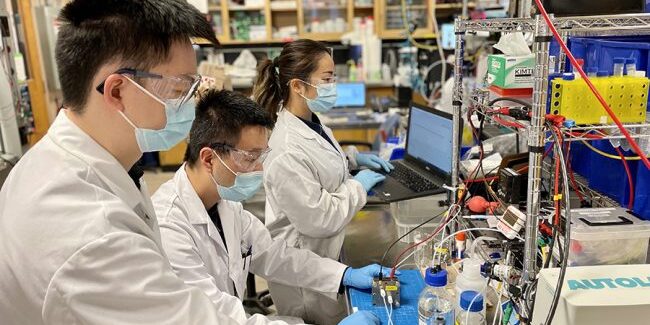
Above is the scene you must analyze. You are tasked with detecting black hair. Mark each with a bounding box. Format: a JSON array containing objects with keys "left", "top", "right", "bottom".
[
  {"left": 185, "top": 89, "right": 274, "bottom": 165},
  {"left": 251, "top": 39, "right": 331, "bottom": 121},
  {"left": 55, "top": 0, "right": 219, "bottom": 112}
]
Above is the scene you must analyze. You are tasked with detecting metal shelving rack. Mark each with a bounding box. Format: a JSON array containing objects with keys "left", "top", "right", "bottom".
[{"left": 452, "top": 13, "right": 650, "bottom": 318}]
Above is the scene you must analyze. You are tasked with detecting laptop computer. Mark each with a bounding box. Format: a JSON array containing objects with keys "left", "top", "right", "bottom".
[
  {"left": 334, "top": 82, "right": 366, "bottom": 110},
  {"left": 371, "top": 103, "right": 461, "bottom": 203}
]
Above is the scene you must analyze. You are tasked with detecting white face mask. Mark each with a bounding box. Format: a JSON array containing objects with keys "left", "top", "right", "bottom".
[
  {"left": 297, "top": 80, "right": 338, "bottom": 113},
  {"left": 209, "top": 150, "right": 263, "bottom": 202},
  {"left": 118, "top": 77, "right": 195, "bottom": 153}
]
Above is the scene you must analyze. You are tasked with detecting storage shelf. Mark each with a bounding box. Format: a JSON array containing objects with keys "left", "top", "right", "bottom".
[
  {"left": 434, "top": 2, "right": 475, "bottom": 9},
  {"left": 354, "top": 4, "right": 374, "bottom": 9},
  {"left": 457, "top": 13, "right": 650, "bottom": 35},
  {"left": 302, "top": 5, "right": 348, "bottom": 10},
  {"left": 386, "top": 4, "right": 426, "bottom": 10},
  {"left": 208, "top": 5, "right": 222, "bottom": 11},
  {"left": 229, "top": 5, "right": 266, "bottom": 11},
  {"left": 271, "top": 7, "right": 298, "bottom": 11}
]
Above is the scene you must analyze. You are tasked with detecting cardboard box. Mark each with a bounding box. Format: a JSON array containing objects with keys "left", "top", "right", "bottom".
[{"left": 487, "top": 54, "right": 535, "bottom": 89}]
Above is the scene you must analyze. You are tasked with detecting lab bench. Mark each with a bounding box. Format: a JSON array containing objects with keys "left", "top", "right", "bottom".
[{"left": 343, "top": 198, "right": 502, "bottom": 324}]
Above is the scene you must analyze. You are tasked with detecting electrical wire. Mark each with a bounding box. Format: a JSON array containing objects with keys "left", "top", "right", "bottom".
[
  {"left": 581, "top": 139, "right": 649, "bottom": 160},
  {"left": 390, "top": 205, "right": 462, "bottom": 277},
  {"left": 379, "top": 209, "right": 448, "bottom": 278},
  {"left": 533, "top": 0, "right": 650, "bottom": 170},
  {"left": 565, "top": 141, "right": 586, "bottom": 203},
  {"left": 615, "top": 147, "right": 635, "bottom": 210},
  {"left": 544, "top": 125, "right": 572, "bottom": 325},
  {"left": 432, "top": 228, "right": 521, "bottom": 265},
  {"left": 492, "top": 115, "right": 526, "bottom": 129},
  {"left": 487, "top": 97, "right": 532, "bottom": 108}
]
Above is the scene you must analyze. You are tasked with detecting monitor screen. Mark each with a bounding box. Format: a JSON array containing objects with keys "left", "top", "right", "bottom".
[
  {"left": 406, "top": 106, "right": 454, "bottom": 174},
  {"left": 335, "top": 83, "right": 366, "bottom": 107}
]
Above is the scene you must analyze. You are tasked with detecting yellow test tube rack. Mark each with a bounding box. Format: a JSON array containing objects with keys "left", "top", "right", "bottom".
[{"left": 550, "top": 76, "right": 649, "bottom": 125}]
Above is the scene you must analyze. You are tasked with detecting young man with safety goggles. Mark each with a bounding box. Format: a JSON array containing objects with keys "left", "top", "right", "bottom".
[
  {"left": 0, "top": 1, "right": 256, "bottom": 324},
  {"left": 152, "top": 89, "right": 388, "bottom": 325}
]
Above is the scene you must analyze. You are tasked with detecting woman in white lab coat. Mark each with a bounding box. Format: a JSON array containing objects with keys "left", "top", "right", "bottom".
[
  {"left": 253, "top": 40, "right": 394, "bottom": 325},
  {"left": 152, "top": 90, "right": 385, "bottom": 325}
]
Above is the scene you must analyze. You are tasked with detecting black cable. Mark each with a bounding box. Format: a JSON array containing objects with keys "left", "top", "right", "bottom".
[
  {"left": 378, "top": 209, "right": 447, "bottom": 279},
  {"left": 543, "top": 127, "right": 572, "bottom": 325},
  {"left": 488, "top": 97, "right": 533, "bottom": 108}
]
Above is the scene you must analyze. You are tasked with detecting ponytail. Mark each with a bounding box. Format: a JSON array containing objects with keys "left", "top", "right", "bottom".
[
  {"left": 252, "top": 58, "right": 283, "bottom": 121},
  {"left": 252, "top": 39, "right": 331, "bottom": 122}
]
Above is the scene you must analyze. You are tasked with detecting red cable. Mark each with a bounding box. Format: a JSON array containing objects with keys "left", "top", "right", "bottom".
[
  {"left": 553, "top": 128, "right": 562, "bottom": 227},
  {"left": 493, "top": 115, "right": 526, "bottom": 129},
  {"left": 389, "top": 209, "right": 456, "bottom": 278},
  {"left": 615, "top": 147, "right": 635, "bottom": 209},
  {"left": 565, "top": 141, "right": 586, "bottom": 202},
  {"left": 533, "top": 0, "right": 650, "bottom": 170}
]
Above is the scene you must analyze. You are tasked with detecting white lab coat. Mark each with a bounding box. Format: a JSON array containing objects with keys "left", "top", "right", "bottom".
[
  {"left": 0, "top": 111, "right": 239, "bottom": 325},
  {"left": 263, "top": 109, "right": 367, "bottom": 325},
  {"left": 151, "top": 166, "right": 349, "bottom": 325}
]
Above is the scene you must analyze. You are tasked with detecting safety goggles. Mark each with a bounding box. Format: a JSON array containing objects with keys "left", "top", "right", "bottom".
[
  {"left": 95, "top": 68, "right": 201, "bottom": 109},
  {"left": 212, "top": 143, "right": 272, "bottom": 172}
]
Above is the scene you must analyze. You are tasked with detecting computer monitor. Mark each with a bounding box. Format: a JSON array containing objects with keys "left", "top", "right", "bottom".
[
  {"left": 334, "top": 82, "right": 366, "bottom": 108},
  {"left": 405, "top": 104, "right": 455, "bottom": 175}
]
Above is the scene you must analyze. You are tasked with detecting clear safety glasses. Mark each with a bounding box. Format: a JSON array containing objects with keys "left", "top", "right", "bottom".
[
  {"left": 212, "top": 143, "right": 272, "bottom": 172},
  {"left": 95, "top": 68, "right": 201, "bottom": 109}
]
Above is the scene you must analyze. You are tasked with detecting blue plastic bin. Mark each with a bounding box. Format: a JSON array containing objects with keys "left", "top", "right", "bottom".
[
  {"left": 586, "top": 140, "right": 639, "bottom": 207},
  {"left": 634, "top": 166, "right": 650, "bottom": 220},
  {"left": 550, "top": 36, "right": 650, "bottom": 111},
  {"left": 569, "top": 142, "right": 591, "bottom": 178}
]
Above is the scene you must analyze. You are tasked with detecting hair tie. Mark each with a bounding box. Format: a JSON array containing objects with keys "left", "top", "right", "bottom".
[{"left": 272, "top": 57, "right": 280, "bottom": 75}]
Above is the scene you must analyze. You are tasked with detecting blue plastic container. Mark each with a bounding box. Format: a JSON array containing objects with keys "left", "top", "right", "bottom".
[
  {"left": 550, "top": 36, "right": 650, "bottom": 111},
  {"left": 587, "top": 140, "right": 639, "bottom": 207},
  {"left": 634, "top": 166, "right": 650, "bottom": 220},
  {"left": 569, "top": 142, "right": 591, "bottom": 178}
]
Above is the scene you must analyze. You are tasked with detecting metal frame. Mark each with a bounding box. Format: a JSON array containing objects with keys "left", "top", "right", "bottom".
[{"left": 452, "top": 13, "right": 650, "bottom": 305}]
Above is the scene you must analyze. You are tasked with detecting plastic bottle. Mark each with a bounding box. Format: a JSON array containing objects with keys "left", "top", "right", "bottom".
[
  {"left": 454, "top": 233, "right": 466, "bottom": 261},
  {"left": 613, "top": 57, "right": 625, "bottom": 77},
  {"left": 418, "top": 268, "right": 455, "bottom": 325},
  {"left": 454, "top": 258, "right": 487, "bottom": 313},
  {"left": 625, "top": 58, "right": 637, "bottom": 76},
  {"left": 457, "top": 291, "right": 486, "bottom": 325}
]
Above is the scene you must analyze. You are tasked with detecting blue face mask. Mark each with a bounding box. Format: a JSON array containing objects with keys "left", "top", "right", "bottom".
[
  {"left": 119, "top": 78, "right": 196, "bottom": 153},
  {"left": 210, "top": 151, "right": 263, "bottom": 202},
  {"left": 299, "top": 81, "right": 337, "bottom": 113}
]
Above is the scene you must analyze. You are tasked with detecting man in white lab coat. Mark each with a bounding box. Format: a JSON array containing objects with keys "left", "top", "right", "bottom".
[
  {"left": 152, "top": 89, "right": 387, "bottom": 325},
  {"left": 0, "top": 1, "right": 257, "bottom": 324}
]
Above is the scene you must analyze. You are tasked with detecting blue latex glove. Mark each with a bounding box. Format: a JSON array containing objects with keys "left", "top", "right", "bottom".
[
  {"left": 339, "top": 311, "right": 380, "bottom": 325},
  {"left": 356, "top": 153, "right": 394, "bottom": 172},
  {"left": 342, "top": 264, "right": 394, "bottom": 289},
  {"left": 353, "top": 170, "right": 386, "bottom": 192}
]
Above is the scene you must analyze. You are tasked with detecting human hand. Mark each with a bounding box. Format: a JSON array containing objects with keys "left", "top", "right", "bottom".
[
  {"left": 356, "top": 153, "right": 394, "bottom": 173},
  {"left": 353, "top": 170, "right": 386, "bottom": 192}
]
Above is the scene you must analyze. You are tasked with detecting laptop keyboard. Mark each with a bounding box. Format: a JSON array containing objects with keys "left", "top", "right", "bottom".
[{"left": 388, "top": 163, "right": 439, "bottom": 192}]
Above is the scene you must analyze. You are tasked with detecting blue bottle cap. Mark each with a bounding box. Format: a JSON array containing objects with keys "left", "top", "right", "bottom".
[
  {"left": 597, "top": 71, "right": 609, "bottom": 77},
  {"left": 460, "top": 291, "right": 484, "bottom": 312},
  {"left": 625, "top": 58, "right": 636, "bottom": 65},
  {"left": 563, "top": 120, "right": 576, "bottom": 128},
  {"left": 387, "top": 136, "right": 400, "bottom": 144},
  {"left": 562, "top": 73, "right": 575, "bottom": 81},
  {"left": 424, "top": 268, "right": 448, "bottom": 287},
  {"left": 614, "top": 57, "right": 626, "bottom": 64}
]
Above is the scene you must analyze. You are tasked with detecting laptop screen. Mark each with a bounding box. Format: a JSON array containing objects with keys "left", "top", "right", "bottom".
[
  {"left": 334, "top": 83, "right": 366, "bottom": 108},
  {"left": 406, "top": 105, "right": 454, "bottom": 175}
]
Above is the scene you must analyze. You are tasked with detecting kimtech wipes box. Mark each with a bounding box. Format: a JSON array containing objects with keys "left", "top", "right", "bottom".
[{"left": 487, "top": 54, "right": 535, "bottom": 89}]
